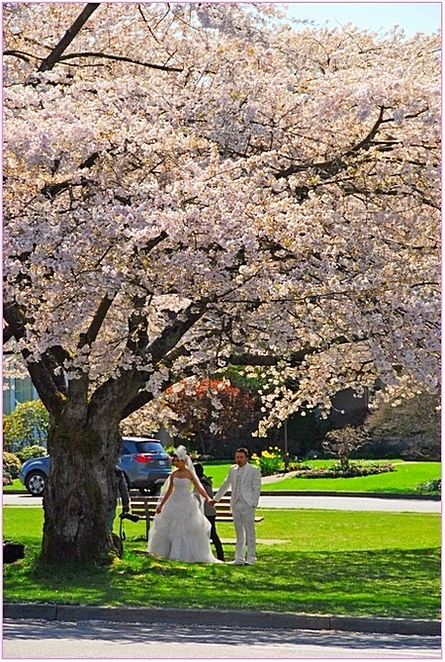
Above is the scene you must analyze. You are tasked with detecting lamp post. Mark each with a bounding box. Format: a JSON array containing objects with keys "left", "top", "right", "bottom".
[{"left": 284, "top": 419, "right": 289, "bottom": 471}]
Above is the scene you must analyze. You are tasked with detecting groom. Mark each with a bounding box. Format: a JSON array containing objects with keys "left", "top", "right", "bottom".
[{"left": 210, "top": 447, "right": 262, "bottom": 566}]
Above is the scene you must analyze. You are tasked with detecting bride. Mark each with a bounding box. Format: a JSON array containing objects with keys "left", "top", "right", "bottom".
[{"left": 147, "top": 446, "right": 222, "bottom": 563}]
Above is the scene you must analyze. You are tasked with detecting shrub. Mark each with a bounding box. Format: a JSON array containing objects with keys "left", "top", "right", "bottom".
[
  {"left": 415, "top": 479, "right": 441, "bottom": 494},
  {"left": 3, "top": 472, "right": 13, "bottom": 486},
  {"left": 251, "top": 447, "right": 284, "bottom": 476},
  {"left": 17, "top": 445, "right": 47, "bottom": 463},
  {"left": 3, "top": 452, "right": 22, "bottom": 479}
]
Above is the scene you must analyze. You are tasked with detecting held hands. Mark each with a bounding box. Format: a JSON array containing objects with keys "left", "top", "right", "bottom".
[{"left": 208, "top": 498, "right": 216, "bottom": 507}]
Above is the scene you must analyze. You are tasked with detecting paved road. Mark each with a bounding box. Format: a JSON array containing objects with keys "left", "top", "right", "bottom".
[
  {"left": 3, "top": 492, "right": 440, "bottom": 513},
  {"left": 3, "top": 618, "right": 441, "bottom": 659}
]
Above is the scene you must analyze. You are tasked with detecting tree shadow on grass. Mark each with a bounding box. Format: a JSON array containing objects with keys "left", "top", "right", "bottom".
[
  {"left": 217, "top": 548, "right": 441, "bottom": 618},
  {"left": 3, "top": 546, "right": 440, "bottom": 619}
]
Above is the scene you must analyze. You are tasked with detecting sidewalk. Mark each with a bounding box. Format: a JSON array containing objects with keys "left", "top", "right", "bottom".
[{"left": 3, "top": 602, "right": 441, "bottom": 637}]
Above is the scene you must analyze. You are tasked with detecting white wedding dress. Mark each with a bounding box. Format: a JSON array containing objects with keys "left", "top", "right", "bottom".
[{"left": 147, "top": 477, "right": 221, "bottom": 563}]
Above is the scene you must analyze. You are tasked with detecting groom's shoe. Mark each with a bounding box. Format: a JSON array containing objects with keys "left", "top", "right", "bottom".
[{"left": 229, "top": 560, "right": 245, "bottom": 565}]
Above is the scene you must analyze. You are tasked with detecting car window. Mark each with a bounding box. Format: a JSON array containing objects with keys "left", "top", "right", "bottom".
[{"left": 134, "top": 442, "right": 165, "bottom": 453}]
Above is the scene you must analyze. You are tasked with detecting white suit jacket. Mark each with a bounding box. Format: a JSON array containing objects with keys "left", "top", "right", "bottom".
[{"left": 213, "top": 463, "right": 261, "bottom": 509}]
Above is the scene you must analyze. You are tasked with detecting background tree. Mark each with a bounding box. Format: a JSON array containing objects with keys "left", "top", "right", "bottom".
[
  {"left": 322, "top": 425, "right": 369, "bottom": 468},
  {"left": 363, "top": 390, "right": 440, "bottom": 460},
  {"left": 163, "top": 378, "right": 257, "bottom": 456},
  {"left": 3, "top": 3, "right": 440, "bottom": 563},
  {"left": 3, "top": 400, "right": 49, "bottom": 453}
]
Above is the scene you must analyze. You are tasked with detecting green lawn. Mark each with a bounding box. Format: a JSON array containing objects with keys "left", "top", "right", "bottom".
[
  {"left": 5, "top": 460, "right": 440, "bottom": 494},
  {"left": 3, "top": 506, "right": 440, "bottom": 619},
  {"left": 204, "top": 460, "right": 441, "bottom": 493},
  {"left": 3, "top": 479, "right": 24, "bottom": 491}
]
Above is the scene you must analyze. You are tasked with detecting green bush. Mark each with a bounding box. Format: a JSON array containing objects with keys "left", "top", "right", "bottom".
[
  {"left": 3, "top": 452, "right": 22, "bottom": 479},
  {"left": 415, "top": 479, "right": 441, "bottom": 494},
  {"left": 17, "top": 445, "right": 47, "bottom": 463}
]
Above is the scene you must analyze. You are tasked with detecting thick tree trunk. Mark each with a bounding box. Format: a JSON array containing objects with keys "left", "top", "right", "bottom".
[{"left": 41, "top": 411, "right": 122, "bottom": 564}]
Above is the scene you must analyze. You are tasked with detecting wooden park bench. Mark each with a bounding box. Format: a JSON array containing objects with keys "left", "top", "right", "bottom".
[{"left": 128, "top": 492, "right": 264, "bottom": 541}]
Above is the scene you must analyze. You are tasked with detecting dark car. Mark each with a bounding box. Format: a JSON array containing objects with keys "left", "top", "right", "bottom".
[{"left": 19, "top": 437, "right": 171, "bottom": 496}]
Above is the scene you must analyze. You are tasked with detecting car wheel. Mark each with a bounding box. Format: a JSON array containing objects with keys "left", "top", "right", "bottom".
[{"left": 25, "top": 471, "right": 46, "bottom": 496}]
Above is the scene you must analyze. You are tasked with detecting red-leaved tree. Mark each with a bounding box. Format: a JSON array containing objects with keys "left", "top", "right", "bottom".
[{"left": 163, "top": 379, "right": 257, "bottom": 456}]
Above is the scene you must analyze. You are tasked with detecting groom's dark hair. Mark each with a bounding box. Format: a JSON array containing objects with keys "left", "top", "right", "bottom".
[
  {"left": 236, "top": 447, "right": 250, "bottom": 458},
  {"left": 194, "top": 462, "right": 204, "bottom": 478}
]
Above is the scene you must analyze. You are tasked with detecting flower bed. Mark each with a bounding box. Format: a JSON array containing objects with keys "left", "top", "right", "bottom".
[
  {"left": 251, "top": 448, "right": 284, "bottom": 476},
  {"left": 293, "top": 461, "right": 395, "bottom": 479}
]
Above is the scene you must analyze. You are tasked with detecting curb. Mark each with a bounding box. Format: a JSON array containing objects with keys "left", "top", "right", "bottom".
[{"left": 3, "top": 603, "right": 441, "bottom": 636}]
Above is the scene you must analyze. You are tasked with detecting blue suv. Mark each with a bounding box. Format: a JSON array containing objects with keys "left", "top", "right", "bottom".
[{"left": 19, "top": 437, "right": 171, "bottom": 496}]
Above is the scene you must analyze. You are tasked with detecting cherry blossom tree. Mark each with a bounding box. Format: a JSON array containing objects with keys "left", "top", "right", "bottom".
[{"left": 3, "top": 3, "right": 440, "bottom": 563}]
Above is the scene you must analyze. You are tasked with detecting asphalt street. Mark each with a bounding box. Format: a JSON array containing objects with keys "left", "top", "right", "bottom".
[{"left": 3, "top": 618, "right": 442, "bottom": 659}]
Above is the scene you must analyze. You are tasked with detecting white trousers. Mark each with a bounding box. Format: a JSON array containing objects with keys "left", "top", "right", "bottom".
[{"left": 232, "top": 500, "right": 256, "bottom": 564}]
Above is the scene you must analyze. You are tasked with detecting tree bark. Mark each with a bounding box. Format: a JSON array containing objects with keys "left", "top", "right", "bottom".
[
  {"left": 42, "top": 415, "right": 121, "bottom": 563},
  {"left": 40, "top": 368, "right": 142, "bottom": 563}
]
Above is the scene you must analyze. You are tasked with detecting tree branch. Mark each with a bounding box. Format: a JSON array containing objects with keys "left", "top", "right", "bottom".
[
  {"left": 228, "top": 335, "right": 367, "bottom": 367},
  {"left": 121, "top": 390, "right": 155, "bottom": 419},
  {"left": 3, "top": 50, "right": 36, "bottom": 64},
  {"left": 38, "top": 3, "right": 101, "bottom": 73},
  {"left": 273, "top": 107, "right": 388, "bottom": 182},
  {"left": 3, "top": 324, "right": 15, "bottom": 345},
  {"left": 78, "top": 295, "right": 115, "bottom": 349},
  {"left": 3, "top": 302, "right": 66, "bottom": 415},
  {"left": 57, "top": 51, "right": 183, "bottom": 73},
  {"left": 346, "top": 106, "right": 385, "bottom": 154}
]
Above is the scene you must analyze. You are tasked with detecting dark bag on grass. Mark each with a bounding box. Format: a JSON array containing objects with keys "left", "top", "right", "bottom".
[{"left": 3, "top": 540, "right": 25, "bottom": 564}]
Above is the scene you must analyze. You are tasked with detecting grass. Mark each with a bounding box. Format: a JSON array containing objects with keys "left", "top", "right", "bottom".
[
  {"left": 3, "top": 479, "right": 24, "bottom": 491},
  {"left": 3, "top": 506, "right": 440, "bottom": 619},
  {"left": 203, "top": 459, "right": 441, "bottom": 493}
]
